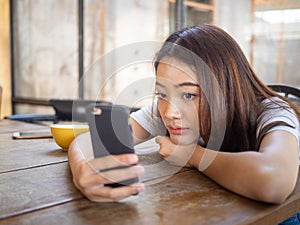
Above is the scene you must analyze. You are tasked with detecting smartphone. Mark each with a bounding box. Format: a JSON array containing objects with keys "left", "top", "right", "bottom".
[
  {"left": 12, "top": 131, "right": 53, "bottom": 139},
  {"left": 86, "top": 103, "right": 138, "bottom": 187}
]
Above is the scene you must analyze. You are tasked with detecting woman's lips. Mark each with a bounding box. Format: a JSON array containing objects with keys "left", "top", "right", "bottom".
[{"left": 168, "top": 127, "right": 188, "bottom": 135}]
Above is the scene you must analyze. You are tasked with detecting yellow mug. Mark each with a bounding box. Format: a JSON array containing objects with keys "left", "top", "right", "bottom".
[{"left": 50, "top": 124, "right": 89, "bottom": 150}]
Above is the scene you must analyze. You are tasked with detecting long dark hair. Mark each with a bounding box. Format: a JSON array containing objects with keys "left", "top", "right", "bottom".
[{"left": 154, "top": 24, "right": 300, "bottom": 152}]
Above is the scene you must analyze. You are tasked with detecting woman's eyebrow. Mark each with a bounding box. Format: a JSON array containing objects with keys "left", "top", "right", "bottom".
[
  {"left": 155, "top": 81, "right": 199, "bottom": 88},
  {"left": 155, "top": 81, "right": 165, "bottom": 87},
  {"left": 177, "top": 82, "right": 199, "bottom": 88}
]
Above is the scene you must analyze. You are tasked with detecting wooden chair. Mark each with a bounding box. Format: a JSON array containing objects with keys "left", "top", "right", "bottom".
[
  {"left": 50, "top": 99, "right": 111, "bottom": 122},
  {"left": 268, "top": 84, "right": 300, "bottom": 107},
  {"left": 6, "top": 99, "right": 112, "bottom": 124}
]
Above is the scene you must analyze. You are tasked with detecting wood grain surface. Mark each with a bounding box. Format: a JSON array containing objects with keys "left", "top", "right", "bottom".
[{"left": 1, "top": 120, "right": 300, "bottom": 225}]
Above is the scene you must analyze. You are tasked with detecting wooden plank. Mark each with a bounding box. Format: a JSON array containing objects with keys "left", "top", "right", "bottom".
[
  {"left": 1, "top": 120, "right": 299, "bottom": 224},
  {"left": 185, "top": 1, "right": 214, "bottom": 11},
  {"left": 0, "top": 162, "right": 83, "bottom": 220},
  {"left": 0, "top": 120, "right": 67, "bottom": 173},
  {"left": 0, "top": 120, "right": 47, "bottom": 134},
  {"left": 0, "top": 129, "right": 181, "bottom": 176},
  {"left": 138, "top": 152, "right": 190, "bottom": 182},
  {"left": 2, "top": 169, "right": 300, "bottom": 225},
  {"left": 0, "top": 86, "right": 2, "bottom": 118},
  {"left": 0, "top": 152, "right": 187, "bottom": 220},
  {"left": 255, "top": 0, "right": 300, "bottom": 11},
  {"left": 0, "top": 133, "right": 68, "bottom": 173}
]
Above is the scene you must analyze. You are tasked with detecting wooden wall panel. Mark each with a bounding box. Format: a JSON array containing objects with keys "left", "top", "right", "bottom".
[
  {"left": 13, "top": 0, "right": 78, "bottom": 114},
  {"left": 0, "top": 0, "right": 12, "bottom": 118}
]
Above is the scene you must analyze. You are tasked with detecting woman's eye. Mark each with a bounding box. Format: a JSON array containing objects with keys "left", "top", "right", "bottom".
[
  {"left": 183, "top": 93, "right": 196, "bottom": 100},
  {"left": 155, "top": 92, "right": 167, "bottom": 99}
]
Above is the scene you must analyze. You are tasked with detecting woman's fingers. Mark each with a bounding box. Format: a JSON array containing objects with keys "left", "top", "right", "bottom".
[
  {"left": 73, "top": 162, "right": 145, "bottom": 201},
  {"left": 74, "top": 162, "right": 144, "bottom": 188},
  {"left": 99, "top": 165, "right": 144, "bottom": 185},
  {"left": 69, "top": 134, "right": 145, "bottom": 202},
  {"left": 155, "top": 135, "right": 163, "bottom": 144},
  {"left": 88, "top": 154, "right": 138, "bottom": 171},
  {"left": 155, "top": 136, "right": 171, "bottom": 157},
  {"left": 86, "top": 183, "right": 145, "bottom": 202}
]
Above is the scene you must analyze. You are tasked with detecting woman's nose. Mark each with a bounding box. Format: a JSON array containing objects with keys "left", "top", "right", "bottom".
[{"left": 164, "top": 101, "right": 181, "bottom": 119}]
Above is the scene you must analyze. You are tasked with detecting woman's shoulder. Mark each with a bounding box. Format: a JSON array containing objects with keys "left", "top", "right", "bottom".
[
  {"left": 260, "top": 96, "right": 298, "bottom": 116},
  {"left": 261, "top": 96, "right": 289, "bottom": 106},
  {"left": 259, "top": 96, "right": 298, "bottom": 121},
  {"left": 257, "top": 96, "right": 300, "bottom": 136}
]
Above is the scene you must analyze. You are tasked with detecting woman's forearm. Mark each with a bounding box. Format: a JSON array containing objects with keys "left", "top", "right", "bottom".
[
  {"left": 198, "top": 150, "right": 286, "bottom": 203},
  {"left": 190, "top": 131, "right": 299, "bottom": 203}
]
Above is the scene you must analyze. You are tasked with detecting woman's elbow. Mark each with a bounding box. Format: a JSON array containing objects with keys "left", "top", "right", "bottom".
[
  {"left": 254, "top": 167, "right": 298, "bottom": 204},
  {"left": 257, "top": 186, "right": 294, "bottom": 204}
]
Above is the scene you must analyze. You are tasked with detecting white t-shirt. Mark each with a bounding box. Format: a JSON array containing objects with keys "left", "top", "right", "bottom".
[
  {"left": 257, "top": 97, "right": 300, "bottom": 149},
  {"left": 130, "top": 99, "right": 166, "bottom": 137},
  {"left": 130, "top": 97, "right": 300, "bottom": 151}
]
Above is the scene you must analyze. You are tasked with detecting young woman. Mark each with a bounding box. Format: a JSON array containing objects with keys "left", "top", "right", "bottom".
[{"left": 68, "top": 24, "right": 300, "bottom": 216}]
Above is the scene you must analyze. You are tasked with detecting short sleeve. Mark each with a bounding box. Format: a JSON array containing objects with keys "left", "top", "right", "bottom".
[
  {"left": 130, "top": 99, "right": 167, "bottom": 137},
  {"left": 257, "top": 97, "right": 300, "bottom": 151}
]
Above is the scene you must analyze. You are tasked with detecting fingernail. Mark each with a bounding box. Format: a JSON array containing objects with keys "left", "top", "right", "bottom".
[
  {"left": 136, "top": 184, "right": 145, "bottom": 192},
  {"left": 128, "top": 155, "right": 137, "bottom": 164},
  {"left": 136, "top": 166, "right": 145, "bottom": 175}
]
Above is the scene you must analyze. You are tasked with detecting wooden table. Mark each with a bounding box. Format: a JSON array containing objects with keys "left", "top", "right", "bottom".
[{"left": 1, "top": 119, "right": 300, "bottom": 225}]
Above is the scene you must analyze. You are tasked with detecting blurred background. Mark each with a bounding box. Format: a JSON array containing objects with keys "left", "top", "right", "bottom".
[{"left": 0, "top": 0, "right": 300, "bottom": 118}]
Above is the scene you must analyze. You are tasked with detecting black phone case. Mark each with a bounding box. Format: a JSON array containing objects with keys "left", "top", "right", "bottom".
[{"left": 86, "top": 103, "right": 138, "bottom": 187}]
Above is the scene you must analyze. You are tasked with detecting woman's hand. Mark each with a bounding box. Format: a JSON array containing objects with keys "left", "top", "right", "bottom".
[
  {"left": 68, "top": 132, "right": 145, "bottom": 202},
  {"left": 155, "top": 136, "right": 198, "bottom": 168}
]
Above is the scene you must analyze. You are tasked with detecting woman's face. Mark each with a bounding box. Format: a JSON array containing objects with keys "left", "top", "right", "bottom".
[{"left": 156, "top": 59, "right": 200, "bottom": 145}]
